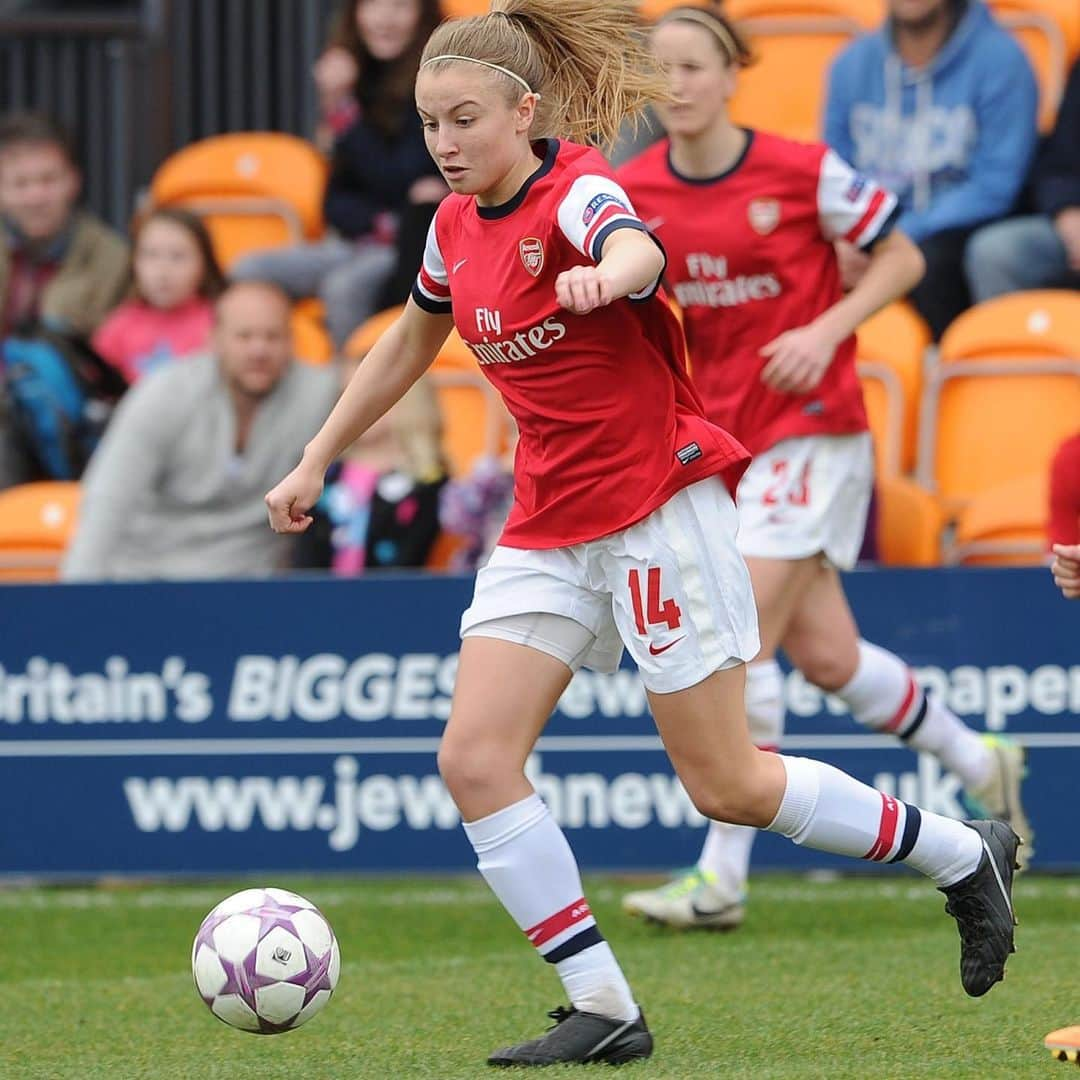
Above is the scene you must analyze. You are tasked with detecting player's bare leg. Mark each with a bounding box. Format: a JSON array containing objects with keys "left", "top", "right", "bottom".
[
  {"left": 440, "top": 635, "right": 652, "bottom": 1065},
  {"left": 647, "top": 663, "right": 1020, "bottom": 996}
]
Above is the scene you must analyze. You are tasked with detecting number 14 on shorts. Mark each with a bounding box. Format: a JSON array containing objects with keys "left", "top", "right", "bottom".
[{"left": 628, "top": 567, "right": 683, "bottom": 635}]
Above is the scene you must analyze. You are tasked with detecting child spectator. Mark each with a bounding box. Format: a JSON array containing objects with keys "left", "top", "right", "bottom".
[
  {"left": 439, "top": 453, "right": 516, "bottom": 573},
  {"left": 298, "top": 367, "right": 447, "bottom": 573},
  {"left": 232, "top": 0, "right": 446, "bottom": 348},
  {"left": 92, "top": 208, "right": 225, "bottom": 385}
]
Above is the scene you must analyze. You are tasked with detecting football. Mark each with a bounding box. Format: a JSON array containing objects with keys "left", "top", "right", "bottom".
[{"left": 192, "top": 887, "right": 341, "bottom": 1034}]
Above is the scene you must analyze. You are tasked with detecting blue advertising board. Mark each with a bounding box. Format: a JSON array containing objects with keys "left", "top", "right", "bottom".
[{"left": 0, "top": 568, "right": 1075, "bottom": 877}]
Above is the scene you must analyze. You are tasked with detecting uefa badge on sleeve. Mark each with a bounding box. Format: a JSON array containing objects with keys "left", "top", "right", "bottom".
[
  {"left": 519, "top": 237, "right": 545, "bottom": 277},
  {"left": 748, "top": 198, "right": 781, "bottom": 236}
]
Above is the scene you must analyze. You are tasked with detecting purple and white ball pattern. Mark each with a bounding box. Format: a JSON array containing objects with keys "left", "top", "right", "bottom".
[{"left": 192, "top": 887, "right": 341, "bottom": 1034}]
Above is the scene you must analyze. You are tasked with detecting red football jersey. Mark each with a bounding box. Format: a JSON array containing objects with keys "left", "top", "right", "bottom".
[
  {"left": 618, "top": 131, "right": 899, "bottom": 455},
  {"left": 412, "top": 138, "right": 750, "bottom": 550}
]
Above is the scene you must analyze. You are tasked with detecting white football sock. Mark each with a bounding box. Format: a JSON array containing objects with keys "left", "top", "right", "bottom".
[
  {"left": 463, "top": 792, "right": 637, "bottom": 1021},
  {"left": 697, "top": 821, "right": 756, "bottom": 897},
  {"left": 697, "top": 660, "right": 784, "bottom": 892},
  {"left": 767, "top": 755, "right": 983, "bottom": 888},
  {"left": 836, "top": 640, "right": 993, "bottom": 789}
]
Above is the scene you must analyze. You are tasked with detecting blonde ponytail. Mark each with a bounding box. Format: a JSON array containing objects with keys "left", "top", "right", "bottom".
[{"left": 420, "top": 0, "right": 668, "bottom": 152}]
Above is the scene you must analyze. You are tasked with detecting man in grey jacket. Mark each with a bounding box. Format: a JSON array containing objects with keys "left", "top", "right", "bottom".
[{"left": 62, "top": 280, "right": 338, "bottom": 580}]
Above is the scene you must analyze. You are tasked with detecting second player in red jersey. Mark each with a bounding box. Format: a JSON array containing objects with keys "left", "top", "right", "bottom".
[
  {"left": 620, "top": 127, "right": 893, "bottom": 454},
  {"left": 619, "top": 3, "right": 1029, "bottom": 932}
]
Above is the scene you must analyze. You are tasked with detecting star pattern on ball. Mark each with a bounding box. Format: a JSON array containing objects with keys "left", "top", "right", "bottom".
[
  {"left": 285, "top": 939, "right": 336, "bottom": 1007},
  {"left": 193, "top": 889, "right": 338, "bottom": 1033},
  {"left": 217, "top": 952, "right": 255, "bottom": 1000}
]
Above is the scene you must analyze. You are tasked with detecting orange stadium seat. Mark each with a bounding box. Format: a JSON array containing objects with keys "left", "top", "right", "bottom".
[
  {"left": 919, "top": 290, "right": 1080, "bottom": 512},
  {"left": 344, "top": 307, "right": 511, "bottom": 476},
  {"left": 291, "top": 306, "right": 334, "bottom": 365},
  {"left": 874, "top": 474, "right": 944, "bottom": 566},
  {"left": 439, "top": 0, "right": 491, "bottom": 16},
  {"left": 950, "top": 472, "right": 1049, "bottom": 565},
  {"left": 345, "top": 305, "right": 403, "bottom": 356},
  {"left": 642, "top": 0, "right": 878, "bottom": 22},
  {"left": 150, "top": 133, "right": 328, "bottom": 270},
  {"left": 856, "top": 302, "right": 930, "bottom": 476},
  {"left": 639, "top": 0, "right": 710, "bottom": 20},
  {"left": 989, "top": 0, "right": 1080, "bottom": 130},
  {"left": 424, "top": 529, "right": 469, "bottom": 571},
  {"left": 857, "top": 359, "right": 904, "bottom": 478},
  {"left": 427, "top": 368, "right": 510, "bottom": 476},
  {"left": 723, "top": 4, "right": 865, "bottom": 142},
  {"left": 726, "top": 0, "right": 877, "bottom": 24},
  {"left": 0, "top": 482, "right": 81, "bottom": 581}
]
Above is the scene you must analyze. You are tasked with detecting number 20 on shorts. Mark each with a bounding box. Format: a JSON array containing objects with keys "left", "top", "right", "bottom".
[{"left": 628, "top": 567, "right": 683, "bottom": 635}]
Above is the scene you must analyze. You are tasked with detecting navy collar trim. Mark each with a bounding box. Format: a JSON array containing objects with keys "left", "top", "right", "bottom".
[
  {"left": 477, "top": 138, "right": 560, "bottom": 220},
  {"left": 666, "top": 129, "right": 754, "bottom": 186}
]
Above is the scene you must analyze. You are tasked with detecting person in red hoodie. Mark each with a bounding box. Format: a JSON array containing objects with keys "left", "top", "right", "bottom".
[{"left": 93, "top": 208, "right": 225, "bottom": 385}]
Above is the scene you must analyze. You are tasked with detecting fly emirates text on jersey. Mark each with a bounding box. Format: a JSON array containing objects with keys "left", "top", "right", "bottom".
[
  {"left": 675, "top": 253, "right": 781, "bottom": 309},
  {"left": 470, "top": 306, "right": 568, "bottom": 366}
]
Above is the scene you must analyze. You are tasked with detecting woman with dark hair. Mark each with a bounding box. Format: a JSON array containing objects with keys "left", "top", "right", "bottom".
[{"left": 234, "top": 0, "right": 447, "bottom": 349}]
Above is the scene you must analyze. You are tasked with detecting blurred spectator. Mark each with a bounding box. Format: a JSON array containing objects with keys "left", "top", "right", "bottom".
[
  {"left": 92, "top": 208, "right": 226, "bottom": 385},
  {"left": 0, "top": 111, "right": 129, "bottom": 488},
  {"left": 439, "top": 453, "right": 515, "bottom": 572},
  {"left": 1048, "top": 431, "right": 1080, "bottom": 547},
  {"left": 61, "top": 281, "right": 338, "bottom": 580},
  {"left": 825, "top": 0, "right": 1038, "bottom": 339},
  {"left": 300, "top": 374, "right": 446, "bottom": 573},
  {"left": 965, "top": 59, "right": 1080, "bottom": 301},
  {"left": 232, "top": 0, "right": 446, "bottom": 348}
]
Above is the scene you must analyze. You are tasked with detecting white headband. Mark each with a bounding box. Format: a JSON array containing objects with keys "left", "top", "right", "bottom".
[{"left": 421, "top": 54, "right": 538, "bottom": 97}]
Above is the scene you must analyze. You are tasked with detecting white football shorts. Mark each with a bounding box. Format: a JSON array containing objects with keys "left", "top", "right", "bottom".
[
  {"left": 735, "top": 432, "right": 873, "bottom": 571},
  {"left": 460, "top": 477, "right": 760, "bottom": 695}
]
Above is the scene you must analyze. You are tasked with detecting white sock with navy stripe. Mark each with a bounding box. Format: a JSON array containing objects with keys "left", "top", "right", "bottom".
[
  {"left": 836, "top": 641, "right": 993, "bottom": 790},
  {"left": 698, "top": 660, "right": 784, "bottom": 891},
  {"left": 767, "top": 755, "right": 983, "bottom": 888},
  {"left": 462, "top": 792, "right": 637, "bottom": 1021}
]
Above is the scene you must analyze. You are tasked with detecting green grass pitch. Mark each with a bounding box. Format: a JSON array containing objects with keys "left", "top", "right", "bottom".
[{"left": 2, "top": 873, "right": 1076, "bottom": 1079}]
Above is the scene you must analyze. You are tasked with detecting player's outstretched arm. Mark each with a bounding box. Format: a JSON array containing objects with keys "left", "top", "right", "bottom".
[
  {"left": 555, "top": 229, "right": 664, "bottom": 316},
  {"left": 1051, "top": 543, "right": 1080, "bottom": 599},
  {"left": 265, "top": 300, "right": 454, "bottom": 534},
  {"left": 760, "top": 230, "right": 925, "bottom": 395}
]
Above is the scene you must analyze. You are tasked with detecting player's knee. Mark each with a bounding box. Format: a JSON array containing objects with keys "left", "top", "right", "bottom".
[
  {"left": 789, "top": 638, "right": 856, "bottom": 693},
  {"left": 436, "top": 738, "right": 507, "bottom": 800},
  {"left": 685, "top": 768, "right": 776, "bottom": 829}
]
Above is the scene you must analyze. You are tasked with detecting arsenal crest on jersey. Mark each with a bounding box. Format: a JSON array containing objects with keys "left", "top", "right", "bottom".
[
  {"left": 748, "top": 198, "right": 781, "bottom": 236},
  {"left": 519, "top": 237, "right": 545, "bottom": 277}
]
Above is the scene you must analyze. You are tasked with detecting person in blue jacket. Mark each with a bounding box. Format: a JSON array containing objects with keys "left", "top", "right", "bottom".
[
  {"left": 824, "top": 0, "right": 1038, "bottom": 338},
  {"left": 965, "top": 58, "right": 1080, "bottom": 301},
  {"left": 234, "top": 0, "right": 447, "bottom": 349}
]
